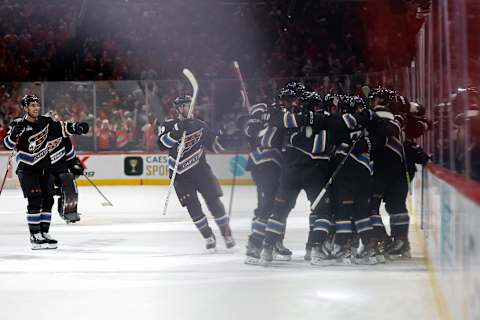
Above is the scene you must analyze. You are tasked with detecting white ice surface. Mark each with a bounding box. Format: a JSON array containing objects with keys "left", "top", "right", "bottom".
[{"left": 0, "top": 186, "right": 438, "bottom": 320}]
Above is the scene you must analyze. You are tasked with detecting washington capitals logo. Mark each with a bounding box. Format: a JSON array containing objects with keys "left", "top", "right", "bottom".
[
  {"left": 183, "top": 128, "right": 203, "bottom": 153},
  {"left": 28, "top": 124, "right": 49, "bottom": 152}
]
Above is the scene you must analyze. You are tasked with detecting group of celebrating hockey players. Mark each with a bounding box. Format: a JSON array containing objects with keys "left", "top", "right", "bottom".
[
  {"left": 240, "top": 82, "right": 430, "bottom": 266},
  {"left": 2, "top": 82, "right": 430, "bottom": 264},
  {"left": 153, "top": 80, "right": 430, "bottom": 267},
  {"left": 2, "top": 95, "right": 89, "bottom": 250}
]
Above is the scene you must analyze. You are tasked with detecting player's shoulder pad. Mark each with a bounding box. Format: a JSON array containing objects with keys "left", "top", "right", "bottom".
[
  {"left": 250, "top": 103, "right": 267, "bottom": 116},
  {"left": 158, "top": 118, "right": 177, "bottom": 134},
  {"left": 11, "top": 117, "right": 24, "bottom": 124}
]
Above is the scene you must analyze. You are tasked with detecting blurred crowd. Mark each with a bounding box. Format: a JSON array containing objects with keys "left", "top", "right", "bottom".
[{"left": 0, "top": 0, "right": 428, "bottom": 82}]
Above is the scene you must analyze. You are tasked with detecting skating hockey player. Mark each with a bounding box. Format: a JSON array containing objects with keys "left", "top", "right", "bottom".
[
  {"left": 2, "top": 95, "right": 89, "bottom": 249},
  {"left": 158, "top": 95, "right": 236, "bottom": 251}
]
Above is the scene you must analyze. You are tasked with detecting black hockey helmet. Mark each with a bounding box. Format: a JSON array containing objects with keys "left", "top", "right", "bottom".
[
  {"left": 20, "top": 94, "right": 40, "bottom": 108},
  {"left": 283, "top": 81, "right": 307, "bottom": 94},
  {"left": 324, "top": 93, "right": 339, "bottom": 112},
  {"left": 300, "top": 91, "right": 324, "bottom": 111},
  {"left": 342, "top": 96, "right": 367, "bottom": 114},
  {"left": 368, "top": 87, "right": 395, "bottom": 107},
  {"left": 173, "top": 95, "right": 192, "bottom": 109},
  {"left": 276, "top": 88, "right": 299, "bottom": 101}
]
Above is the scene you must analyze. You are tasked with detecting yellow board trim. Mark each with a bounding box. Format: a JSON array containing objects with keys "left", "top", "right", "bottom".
[
  {"left": 77, "top": 178, "right": 255, "bottom": 186},
  {"left": 408, "top": 195, "right": 453, "bottom": 320}
]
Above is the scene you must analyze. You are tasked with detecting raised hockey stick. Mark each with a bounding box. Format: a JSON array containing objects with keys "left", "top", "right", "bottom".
[
  {"left": 0, "top": 151, "right": 15, "bottom": 197},
  {"left": 82, "top": 174, "right": 114, "bottom": 207},
  {"left": 162, "top": 68, "right": 199, "bottom": 216},
  {"left": 311, "top": 131, "right": 365, "bottom": 211},
  {"left": 227, "top": 61, "right": 252, "bottom": 217},
  {"left": 233, "top": 61, "right": 251, "bottom": 112}
]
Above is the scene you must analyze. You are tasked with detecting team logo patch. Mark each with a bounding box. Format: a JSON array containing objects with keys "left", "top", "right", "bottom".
[
  {"left": 183, "top": 128, "right": 203, "bottom": 152},
  {"left": 28, "top": 124, "right": 49, "bottom": 152},
  {"left": 47, "top": 137, "right": 63, "bottom": 152}
]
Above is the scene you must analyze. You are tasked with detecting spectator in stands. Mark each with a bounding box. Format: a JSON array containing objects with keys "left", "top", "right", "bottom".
[{"left": 97, "top": 119, "right": 114, "bottom": 151}]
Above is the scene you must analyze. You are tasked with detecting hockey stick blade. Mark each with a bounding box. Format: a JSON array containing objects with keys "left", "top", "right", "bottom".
[{"left": 182, "top": 68, "right": 199, "bottom": 118}]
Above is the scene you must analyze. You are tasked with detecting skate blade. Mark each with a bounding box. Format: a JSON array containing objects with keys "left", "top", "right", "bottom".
[
  {"left": 205, "top": 247, "right": 216, "bottom": 253},
  {"left": 388, "top": 252, "right": 412, "bottom": 260},
  {"left": 304, "top": 255, "right": 311, "bottom": 261},
  {"left": 260, "top": 259, "right": 272, "bottom": 267},
  {"left": 310, "top": 258, "right": 334, "bottom": 267},
  {"left": 273, "top": 254, "right": 292, "bottom": 261},
  {"left": 375, "top": 254, "right": 387, "bottom": 264},
  {"left": 334, "top": 258, "right": 353, "bottom": 266},
  {"left": 244, "top": 256, "right": 261, "bottom": 265},
  {"left": 354, "top": 256, "right": 378, "bottom": 265}
]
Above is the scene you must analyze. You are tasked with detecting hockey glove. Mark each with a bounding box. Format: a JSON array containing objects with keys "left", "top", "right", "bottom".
[
  {"left": 76, "top": 122, "right": 90, "bottom": 134},
  {"left": 68, "top": 158, "right": 85, "bottom": 176},
  {"left": 10, "top": 120, "right": 26, "bottom": 140}
]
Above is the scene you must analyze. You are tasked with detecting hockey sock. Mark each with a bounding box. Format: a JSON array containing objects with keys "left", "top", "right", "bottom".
[
  {"left": 192, "top": 216, "right": 213, "bottom": 239},
  {"left": 354, "top": 217, "right": 374, "bottom": 243},
  {"left": 186, "top": 201, "right": 213, "bottom": 239},
  {"left": 390, "top": 212, "right": 410, "bottom": 239},
  {"left": 335, "top": 220, "right": 353, "bottom": 245},
  {"left": 206, "top": 198, "right": 231, "bottom": 236},
  {"left": 40, "top": 212, "right": 52, "bottom": 233},
  {"left": 249, "top": 218, "right": 267, "bottom": 247},
  {"left": 26, "top": 210, "right": 41, "bottom": 234},
  {"left": 312, "top": 217, "right": 331, "bottom": 244},
  {"left": 264, "top": 218, "right": 285, "bottom": 246}
]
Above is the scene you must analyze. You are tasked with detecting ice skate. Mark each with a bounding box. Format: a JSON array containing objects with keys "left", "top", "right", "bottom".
[
  {"left": 30, "top": 233, "right": 48, "bottom": 250},
  {"left": 245, "top": 242, "right": 262, "bottom": 265},
  {"left": 205, "top": 234, "right": 216, "bottom": 252},
  {"left": 332, "top": 243, "right": 353, "bottom": 266},
  {"left": 41, "top": 232, "right": 58, "bottom": 249},
  {"left": 273, "top": 240, "right": 292, "bottom": 261},
  {"left": 223, "top": 235, "right": 236, "bottom": 249},
  {"left": 387, "top": 239, "right": 411, "bottom": 260},
  {"left": 260, "top": 244, "right": 274, "bottom": 266},
  {"left": 354, "top": 241, "right": 378, "bottom": 265},
  {"left": 374, "top": 240, "right": 387, "bottom": 263},
  {"left": 310, "top": 242, "right": 333, "bottom": 266}
]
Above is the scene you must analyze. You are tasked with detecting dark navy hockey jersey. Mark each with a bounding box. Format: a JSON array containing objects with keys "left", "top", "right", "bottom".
[
  {"left": 158, "top": 118, "right": 228, "bottom": 175},
  {"left": 243, "top": 103, "right": 284, "bottom": 168},
  {"left": 3, "top": 116, "right": 82, "bottom": 171}
]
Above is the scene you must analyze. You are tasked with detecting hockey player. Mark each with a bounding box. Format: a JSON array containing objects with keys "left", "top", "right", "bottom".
[
  {"left": 368, "top": 87, "right": 412, "bottom": 259},
  {"left": 158, "top": 95, "right": 235, "bottom": 250},
  {"left": 43, "top": 110, "right": 85, "bottom": 223},
  {"left": 258, "top": 87, "right": 341, "bottom": 266},
  {"left": 328, "top": 96, "right": 381, "bottom": 265},
  {"left": 2, "top": 95, "right": 89, "bottom": 249},
  {"left": 241, "top": 101, "right": 291, "bottom": 264}
]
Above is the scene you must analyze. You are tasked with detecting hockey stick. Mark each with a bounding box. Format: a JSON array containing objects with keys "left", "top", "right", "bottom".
[
  {"left": 162, "top": 68, "right": 199, "bottom": 216},
  {"left": 82, "top": 174, "right": 114, "bottom": 206},
  {"left": 311, "top": 132, "right": 365, "bottom": 211},
  {"left": 227, "top": 90, "right": 247, "bottom": 218},
  {"left": 228, "top": 61, "right": 252, "bottom": 217},
  {"left": 233, "top": 61, "right": 251, "bottom": 112},
  {"left": 0, "top": 151, "right": 15, "bottom": 197}
]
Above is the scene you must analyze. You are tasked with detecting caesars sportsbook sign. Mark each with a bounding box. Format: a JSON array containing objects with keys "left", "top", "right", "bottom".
[{"left": 74, "top": 153, "right": 252, "bottom": 185}]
